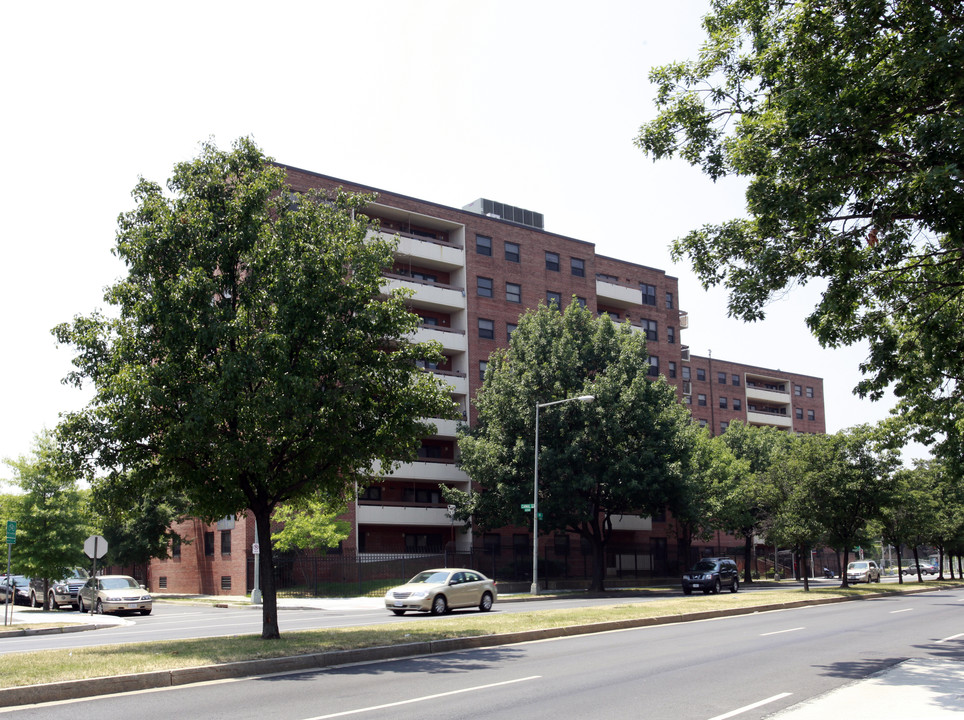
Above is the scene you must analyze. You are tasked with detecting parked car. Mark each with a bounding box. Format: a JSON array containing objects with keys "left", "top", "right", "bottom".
[
  {"left": 846, "top": 560, "right": 881, "bottom": 583},
  {"left": 901, "top": 563, "right": 938, "bottom": 576},
  {"left": 681, "top": 557, "right": 740, "bottom": 595},
  {"left": 0, "top": 575, "right": 31, "bottom": 605},
  {"left": 77, "top": 575, "right": 152, "bottom": 615},
  {"left": 29, "top": 567, "right": 90, "bottom": 609},
  {"left": 385, "top": 568, "right": 497, "bottom": 615}
]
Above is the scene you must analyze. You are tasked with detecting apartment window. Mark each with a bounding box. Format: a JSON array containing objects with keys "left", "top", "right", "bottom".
[
  {"left": 648, "top": 356, "right": 659, "bottom": 377},
  {"left": 507, "top": 323, "right": 517, "bottom": 340},
  {"left": 506, "top": 282, "right": 521, "bottom": 303},
  {"left": 505, "top": 241, "right": 520, "bottom": 263},
  {"left": 668, "top": 361, "right": 677, "bottom": 379},
  {"left": 666, "top": 291, "right": 674, "bottom": 309},
  {"left": 699, "top": 419, "right": 708, "bottom": 428},
  {"left": 698, "top": 393, "right": 707, "bottom": 407},
  {"left": 478, "top": 318, "right": 494, "bottom": 339},
  {"left": 575, "top": 296, "right": 587, "bottom": 308},
  {"left": 479, "top": 361, "right": 487, "bottom": 382},
  {"left": 641, "top": 283, "right": 656, "bottom": 306},
  {"left": 795, "top": 407, "right": 803, "bottom": 419},
  {"left": 718, "top": 372, "right": 726, "bottom": 384},
  {"left": 794, "top": 384, "right": 802, "bottom": 396},
  {"left": 719, "top": 397, "right": 728, "bottom": 409},
  {"left": 733, "top": 398, "right": 741, "bottom": 411},
  {"left": 220, "top": 530, "right": 231, "bottom": 556},
  {"left": 641, "top": 319, "right": 658, "bottom": 341},
  {"left": 682, "top": 366, "right": 691, "bottom": 381},
  {"left": 171, "top": 536, "right": 181, "bottom": 560},
  {"left": 477, "top": 276, "right": 493, "bottom": 298},
  {"left": 545, "top": 251, "right": 560, "bottom": 271},
  {"left": 547, "top": 291, "right": 562, "bottom": 307},
  {"left": 808, "top": 409, "right": 815, "bottom": 421},
  {"left": 204, "top": 531, "right": 215, "bottom": 558},
  {"left": 571, "top": 257, "right": 585, "bottom": 277},
  {"left": 720, "top": 421, "right": 729, "bottom": 433},
  {"left": 476, "top": 235, "right": 492, "bottom": 256},
  {"left": 806, "top": 386, "right": 814, "bottom": 398},
  {"left": 684, "top": 394, "right": 692, "bottom": 404},
  {"left": 359, "top": 485, "right": 381, "bottom": 501},
  {"left": 667, "top": 326, "right": 675, "bottom": 344},
  {"left": 419, "top": 315, "right": 439, "bottom": 326},
  {"left": 732, "top": 374, "right": 740, "bottom": 386},
  {"left": 697, "top": 368, "right": 706, "bottom": 381}
]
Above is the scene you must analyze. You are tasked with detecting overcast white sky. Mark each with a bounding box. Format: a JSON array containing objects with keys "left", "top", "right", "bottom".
[{"left": 0, "top": 1, "right": 927, "bottom": 485}]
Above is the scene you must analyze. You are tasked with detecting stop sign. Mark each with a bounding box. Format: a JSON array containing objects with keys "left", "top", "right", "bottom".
[{"left": 84, "top": 535, "right": 108, "bottom": 559}]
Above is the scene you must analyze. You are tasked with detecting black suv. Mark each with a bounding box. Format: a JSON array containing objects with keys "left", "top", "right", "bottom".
[{"left": 681, "top": 557, "right": 740, "bottom": 595}]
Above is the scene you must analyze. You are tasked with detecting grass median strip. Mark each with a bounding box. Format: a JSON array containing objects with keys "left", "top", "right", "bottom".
[{"left": 2, "top": 583, "right": 951, "bottom": 689}]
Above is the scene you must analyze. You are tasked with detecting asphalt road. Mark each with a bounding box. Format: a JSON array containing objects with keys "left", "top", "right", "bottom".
[
  {"left": 0, "top": 576, "right": 911, "bottom": 654},
  {"left": 4, "top": 586, "right": 962, "bottom": 719}
]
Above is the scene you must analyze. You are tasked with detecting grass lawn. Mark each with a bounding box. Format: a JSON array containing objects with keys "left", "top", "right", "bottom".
[{"left": 2, "top": 582, "right": 955, "bottom": 689}]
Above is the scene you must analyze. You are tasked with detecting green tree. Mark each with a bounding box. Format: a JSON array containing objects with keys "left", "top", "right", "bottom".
[
  {"left": 271, "top": 492, "right": 350, "bottom": 553},
  {"left": 637, "top": 0, "right": 964, "bottom": 449},
  {"left": 451, "top": 302, "right": 694, "bottom": 591},
  {"left": 763, "top": 433, "right": 828, "bottom": 591},
  {"left": 53, "top": 138, "right": 458, "bottom": 638},
  {"left": 802, "top": 426, "right": 899, "bottom": 588},
  {"left": 3, "top": 432, "right": 90, "bottom": 610},
  {"left": 715, "top": 421, "right": 787, "bottom": 583},
  {"left": 880, "top": 465, "right": 939, "bottom": 583}
]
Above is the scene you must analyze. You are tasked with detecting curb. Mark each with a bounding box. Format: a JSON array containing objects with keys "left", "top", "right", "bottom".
[{"left": 0, "top": 584, "right": 950, "bottom": 708}]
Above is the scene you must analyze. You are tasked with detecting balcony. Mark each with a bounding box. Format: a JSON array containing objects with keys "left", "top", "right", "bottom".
[
  {"left": 609, "top": 514, "right": 654, "bottom": 531},
  {"left": 383, "top": 460, "right": 470, "bottom": 483},
  {"left": 356, "top": 503, "right": 466, "bottom": 527},
  {"left": 596, "top": 279, "right": 642, "bottom": 308},
  {"left": 747, "top": 410, "right": 793, "bottom": 428},
  {"left": 385, "top": 275, "right": 466, "bottom": 312},
  {"left": 745, "top": 383, "right": 790, "bottom": 404},
  {"left": 432, "top": 369, "right": 468, "bottom": 396},
  {"left": 373, "top": 229, "right": 465, "bottom": 271},
  {"left": 412, "top": 324, "right": 467, "bottom": 353}
]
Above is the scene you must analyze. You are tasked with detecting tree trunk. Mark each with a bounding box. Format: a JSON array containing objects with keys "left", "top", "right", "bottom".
[
  {"left": 743, "top": 533, "right": 754, "bottom": 584},
  {"left": 589, "top": 538, "right": 606, "bottom": 592},
  {"left": 801, "top": 546, "right": 810, "bottom": 592},
  {"left": 912, "top": 546, "right": 922, "bottom": 582},
  {"left": 895, "top": 547, "right": 903, "bottom": 584},
  {"left": 256, "top": 509, "right": 281, "bottom": 639},
  {"left": 840, "top": 548, "right": 850, "bottom": 588}
]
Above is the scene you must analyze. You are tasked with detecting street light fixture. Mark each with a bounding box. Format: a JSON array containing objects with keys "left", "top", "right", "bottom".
[{"left": 532, "top": 394, "right": 595, "bottom": 595}]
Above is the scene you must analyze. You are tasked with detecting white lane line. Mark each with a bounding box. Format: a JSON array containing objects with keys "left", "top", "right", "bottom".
[
  {"left": 303, "top": 675, "right": 542, "bottom": 719},
  {"left": 937, "top": 633, "right": 964, "bottom": 644},
  {"left": 707, "top": 692, "right": 793, "bottom": 720},
  {"left": 890, "top": 608, "right": 913, "bottom": 614},
  {"left": 760, "top": 627, "right": 804, "bottom": 636}
]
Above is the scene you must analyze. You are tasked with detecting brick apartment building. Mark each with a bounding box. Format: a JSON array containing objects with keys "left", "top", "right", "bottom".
[{"left": 148, "top": 166, "right": 826, "bottom": 594}]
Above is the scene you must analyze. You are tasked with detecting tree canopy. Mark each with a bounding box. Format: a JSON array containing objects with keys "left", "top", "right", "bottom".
[
  {"left": 4, "top": 431, "right": 90, "bottom": 608},
  {"left": 53, "top": 138, "right": 458, "bottom": 638},
  {"left": 451, "top": 302, "right": 695, "bottom": 591},
  {"left": 637, "top": 0, "right": 964, "bottom": 452}
]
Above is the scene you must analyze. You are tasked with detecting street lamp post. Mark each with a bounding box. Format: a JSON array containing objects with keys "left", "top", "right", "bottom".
[{"left": 532, "top": 394, "right": 595, "bottom": 595}]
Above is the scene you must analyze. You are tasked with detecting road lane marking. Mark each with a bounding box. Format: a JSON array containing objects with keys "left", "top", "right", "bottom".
[
  {"left": 890, "top": 608, "right": 913, "bottom": 614},
  {"left": 707, "top": 692, "right": 793, "bottom": 720},
  {"left": 938, "top": 633, "right": 964, "bottom": 644},
  {"left": 760, "top": 627, "right": 804, "bottom": 636},
  {"left": 302, "top": 675, "right": 542, "bottom": 719}
]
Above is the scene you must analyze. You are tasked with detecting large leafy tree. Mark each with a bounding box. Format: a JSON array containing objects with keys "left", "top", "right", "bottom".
[
  {"left": 4, "top": 432, "right": 90, "bottom": 610},
  {"left": 637, "top": 1, "right": 964, "bottom": 450},
  {"left": 53, "top": 138, "right": 458, "bottom": 638},
  {"left": 451, "top": 302, "right": 694, "bottom": 591},
  {"left": 801, "top": 426, "right": 900, "bottom": 587},
  {"left": 714, "top": 421, "right": 789, "bottom": 583}
]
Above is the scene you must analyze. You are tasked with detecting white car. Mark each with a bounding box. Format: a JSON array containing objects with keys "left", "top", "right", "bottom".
[
  {"left": 846, "top": 560, "right": 881, "bottom": 584},
  {"left": 385, "top": 568, "right": 497, "bottom": 616},
  {"left": 77, "top": 575, "right": 153, "bottom": 615}
]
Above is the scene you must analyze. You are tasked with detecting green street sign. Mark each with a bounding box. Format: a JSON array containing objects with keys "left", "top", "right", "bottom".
[
  {"left": 521, "top": 504, "right": 534, "bottom": 511},
  {"left": 5, "top": 521, "right": 15, "bottom": 545}
]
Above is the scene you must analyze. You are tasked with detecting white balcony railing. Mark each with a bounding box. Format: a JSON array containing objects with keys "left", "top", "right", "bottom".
[{"left": 595, "top": 279, "right": 642, "bottom": 308}]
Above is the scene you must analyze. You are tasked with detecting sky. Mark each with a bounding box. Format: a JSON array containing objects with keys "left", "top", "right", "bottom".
[{"left": 0, "top": 1, "right": 928, "bottom": 485}]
